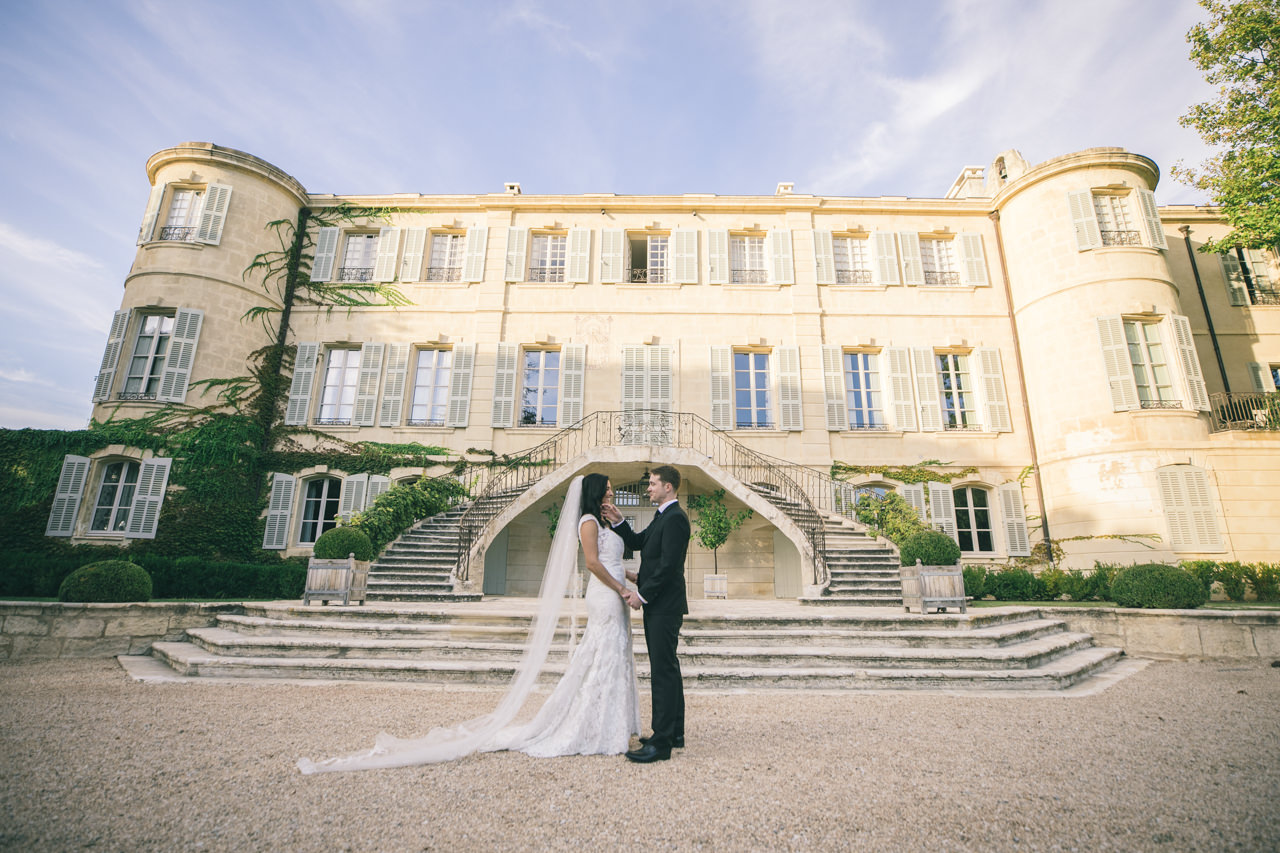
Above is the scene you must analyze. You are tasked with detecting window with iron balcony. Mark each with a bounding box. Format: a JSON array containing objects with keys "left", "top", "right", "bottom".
[
  {"left": 730, "top": 235, "right": 767, "bottom": 284},
  {"left": 629, "top": 233, "right": 669, "bottom": 283},
  {"left": 337, "top": 233, "right": 378, "bottom": 282},
  {"left": 427, "top": 233, "right": 465, "bottom": 281},
  {"left": 528, "top": 234, "right": 567, "bottom": 283}
]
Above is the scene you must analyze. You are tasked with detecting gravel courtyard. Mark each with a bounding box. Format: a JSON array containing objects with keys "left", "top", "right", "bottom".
[{"left": 1, "top": 658, "right": 1278, "bottom": 852}]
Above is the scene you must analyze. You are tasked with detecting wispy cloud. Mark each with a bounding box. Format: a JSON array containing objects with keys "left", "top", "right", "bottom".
[{"left": 501, "top": 0, "right": 613, "bottom": 72}]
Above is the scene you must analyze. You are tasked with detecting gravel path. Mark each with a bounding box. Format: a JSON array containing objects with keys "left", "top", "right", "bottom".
[{"left": 1, "top": 658, "right": 1278, "bottom": 852}]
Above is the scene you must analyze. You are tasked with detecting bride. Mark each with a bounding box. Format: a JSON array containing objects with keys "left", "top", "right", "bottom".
[{"left": 297, "top": 473, "right": 641, "bottom": 772}]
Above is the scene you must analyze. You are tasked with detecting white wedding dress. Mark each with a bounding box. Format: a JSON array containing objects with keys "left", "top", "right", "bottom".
[{"left": 297, "top": 476, "right": 640, "bottom": 773}]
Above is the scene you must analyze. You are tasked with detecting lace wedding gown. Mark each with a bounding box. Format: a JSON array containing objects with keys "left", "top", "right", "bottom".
[{"left": 488, "top": 515, "right": 641, "bottom": 757}]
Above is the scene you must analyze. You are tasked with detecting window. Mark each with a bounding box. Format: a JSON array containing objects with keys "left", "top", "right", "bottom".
[
  {"left": 843, "top": 352, "right": 884, "bottom": 429},
  {"left": 120, "top": 314, "right": 174, "bottom": 401},
  {"left": 1067, "top": 188, "right": 1166, "bottom": 251},
  {"left": 832, "top": 236, "right": 873, "bottom": 284},
  {"left": 89, "top": 460, "right": 140, "bottom": 533},
  {"left": 1125, "top": 321, "right": 1178, "bottom": 408},
  {"left": 317, "top": 348, "right": 360, "bottom": 425},
  {"left": 159, "top": 189, "right": 203, "bottom": 242},
  {"left": 920, "top": 238, "right": 959, "bottom": 286},
  {"left": 529, "top": 234, "right": 567, "bottom": 282},
  {"left": 338, "top": 233, "right": 378, "bottom": 282},
  {"left": 428, "top": 233, "right": 465, "bottom": 281},
  {"left": 629, "top": 234, "right": 669, "bottom": 283},
  {"left": 730, "top": 236, "right": 766, "bottom": 283},
  {"left": 936, "top": 353, "right": 977, "bottom": 428},
  {"left": 520, "top": 349, "right": 560, "bottom": 425},
  {"left": 953, "top": 487, "right": 994, "bottom": 553},
  {"left": 733, "top": 351, "right": 772, "bottom": 428},
  {"left": 299, "top": 477, "right": 341, "bottom": 544},
  {"left": 408, "top": 349, "right": 452, "bottom": 426},
  {"left": 1222, "top": 246, "right": 1280, "bottom": 307}
]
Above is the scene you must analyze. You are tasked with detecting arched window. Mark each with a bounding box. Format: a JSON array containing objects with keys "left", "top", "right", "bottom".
[
  {"left": 953, "top": 486, "right": 994, "bottom": 553},
  {"left": 299, "top": 476, "right": 342, "bottom": 544}
]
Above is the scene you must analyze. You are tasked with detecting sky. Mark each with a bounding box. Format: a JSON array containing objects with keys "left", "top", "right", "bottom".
[{"left": 0, "top": 0, "right": 1217, "bottom": 430}]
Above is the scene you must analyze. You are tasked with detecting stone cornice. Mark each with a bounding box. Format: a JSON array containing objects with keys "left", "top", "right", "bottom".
[{"left": 146, "top": 142, "right": 309, "bottom": 207}]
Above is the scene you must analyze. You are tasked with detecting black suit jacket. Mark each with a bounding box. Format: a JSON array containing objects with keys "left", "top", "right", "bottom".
[{"left": 614, "top": 504, "right": 690, "bottom": 615}]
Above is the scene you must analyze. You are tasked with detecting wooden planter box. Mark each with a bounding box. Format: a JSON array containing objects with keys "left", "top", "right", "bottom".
[
  {"left": 900, "top": 559, "right": 966, "bottom": 615},
  {"left": 302, "top": 554, "right": 369, "bottom": 606}
]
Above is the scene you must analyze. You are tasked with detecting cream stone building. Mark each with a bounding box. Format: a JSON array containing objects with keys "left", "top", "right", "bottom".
[{"left": 47, "top": 142, "right": 1280, "bottom": 598}]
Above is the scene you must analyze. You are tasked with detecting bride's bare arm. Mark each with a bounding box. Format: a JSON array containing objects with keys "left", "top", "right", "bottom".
[{"left": 579, "top": 517, "right": 633, "bottom": 602}]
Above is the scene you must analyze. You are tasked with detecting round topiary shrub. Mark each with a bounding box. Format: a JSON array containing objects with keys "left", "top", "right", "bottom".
[
  {"left": 1110, "top": 563, "right": 1208, "bottom": 609},
  {"left": 313, "top": 526, "right": 374, "bottom": 562},
  {"left": 899, "top": 530, "right": 961, "bottom": 567},
  {"left": 57, "top": 560, "right": 152, "bottom": 603}
]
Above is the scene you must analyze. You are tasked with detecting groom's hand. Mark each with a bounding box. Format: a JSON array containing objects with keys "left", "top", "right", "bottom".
[{"left": 601, "top": 503, "right": 622, "bottom": 524}]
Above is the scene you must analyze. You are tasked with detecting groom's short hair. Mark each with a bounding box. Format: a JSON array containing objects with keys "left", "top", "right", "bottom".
[{"left": 652, "top": 465, "right": 681, "bottom": 492}]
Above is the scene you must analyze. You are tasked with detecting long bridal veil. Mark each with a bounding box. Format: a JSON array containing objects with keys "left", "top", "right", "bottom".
[{"left": 297, "top": 475, "right": 585, "bottom": 773}]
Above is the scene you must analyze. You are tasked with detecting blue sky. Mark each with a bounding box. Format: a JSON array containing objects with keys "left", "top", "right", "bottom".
[{"left": 0, "top": 0, "right": 1215, "bottom": 429}]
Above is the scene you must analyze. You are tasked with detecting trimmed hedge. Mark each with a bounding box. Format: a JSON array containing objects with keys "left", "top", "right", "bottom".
[
  {"left": 313, "top": 526, "right": 374, "bottom": 562},
  {"left": 1111, "top": 563, "right": 1207, "bottom": 609},
  {"left": 898, "top": 530, "right": 961, "bottom": 568},
  {"left": 985, "top": 567, "right": 1048, "bottom": 601},
  {"left": 58, "top": 560, "right": 152, "bottom": 603},
  {"left": 1, "top": 551, "right": 304, "bottom": 600}
]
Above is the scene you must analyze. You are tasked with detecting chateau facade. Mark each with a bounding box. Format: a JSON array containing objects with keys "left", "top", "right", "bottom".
[{"left": 48, "top": 142, "right": 1280, "bottom": 597}]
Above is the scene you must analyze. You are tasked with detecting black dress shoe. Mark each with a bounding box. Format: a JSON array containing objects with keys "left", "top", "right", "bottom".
[
  {"left": 640, "top": 735, "right": 685, "bottom": 749},
  {"left": 625, "top": 743, "right": 671, "bottom": 763}
]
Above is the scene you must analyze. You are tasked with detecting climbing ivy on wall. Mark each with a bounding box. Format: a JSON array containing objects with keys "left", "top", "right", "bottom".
[{"left": 830, "top": 459, "right": 979, "bottom": 484}]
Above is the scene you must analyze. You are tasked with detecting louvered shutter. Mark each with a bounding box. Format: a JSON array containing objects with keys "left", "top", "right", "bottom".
[
  {"left": 46, "top": 455, "right": 91, "bottom": 536},
  {"left": 1135, "top": 188, "right": 1167, "bottom": 250},
  {"left": 123, "top": 457, "right": 171, "bottom": 539},
  {"left": 311, "top": 228, "right": 339, "bottom": 281},
  {"left": 958, "top": 233, "right": 990, "bottom": 286},
  {"left": 195, "top": 184, "right": 232, "bottom": 244},
  {"left": 93, "top": 309, "right": 131, "bottom": 402},
  {"left": 899, "top": 232, "right": 924, "bottom": 286},
  {"left": 912, "top": 348, "right": 943, "bottom": 432},
  {"left": 379, "top": 343, "right": 411, "bottom": 426},
  {"left": 1249, "top": 362, "right": 1277, "bottom": 392},
  {"left": 558, "top": 344, "right": 586, "bottom": 426},
  {"left": 339, "top": 473, "right": 368, "bottom": 522},
  {"left": 813, "top": 230, "right": 836, "bottom": 285},
  {"left": 776, "top": 346, "right": 802, "bottom": 430},
  {"left": 352, "top": 343, "right": 385, "bottom": 426},
  {"left": 372, "top": 228, "right": 401, "bottom": 282},
  {"left": 1158, "top": 466, "right": 1222, "bottom": 551},
  {"left": 567, "top": 228, "right": 591, "bottom": 283},
  {"left": 1169, "top": 314, "right": 1210, "bottom": 411},
  {"left": 1220, "top": 253, "right": 1249, "bottom": 306},
  {"left": 504, "top": 228, "right": 528, "bottom": 281},
  {"left": 138, "top": 182, "right": 166, "bottom": 244},
  {"left": 651, "top": 345, "right": 673, "bottom": 410},
  {"left": 463, "top": 227, "right": 488, "bottom": 282},
  {"left": 768, "top": 229, "right": 794, "bottom": 285},
  {"left": 976, "top": 347, "right": 1012, "bottom": 432},
  {"left": 927, "top": 482, "right": 958, "bottom": 542},
  {"left": 822, "top": 345, "right": 846, "bottom": 430},
  {"left": 997, "top": 482, "right": 1030, "bottom": 557},
  {"left": 600, "top": 229, "right": 626, "bottom": 283},
  {"left": 1095, "top": 316, "right": 1139, "bottom": 411},
  {"left": 367, "top": 475, "right": 391, "bottom": 507},
  {"left": 673, "top": 229, "right": 698, "bottom": 284},
  {"left": 710, "top": 345, "right": 732, "bottom": 429},
  {"left": 262, "top": 473, "right": 296, "bottom": 550},
  {"left": 900, "top": 483, "right": 926, "bottom": 524},
  {"left": 1183, "top": 467, "right": 1223, "bottom": 550},
  {"left": 872, "top": 232, "right": 901, "bottom": 286},
  {"left": 885, "top": 347, "right": 917, "bottom": 431},
  {"left": 400, "top": 228, "right": 426, "bottom": 282},
  {"left": 446, "top": 343, "right": 476, "bottom": 427},
  {"left": 285, "top": 342, "right": 321, "bottom": 425},
  {"left": 708, "top": 230, "right": 729, "bottom": 285},
  {"left": 492, "top": 343, "right": 518, "bottom": 427},
  {"left": 622, "top": 345, "right": 645, "bottom": 411},
  {"left": 1067, "top": 190, "right": 1102, "bottom": 251},
  {"left": 156, "top": 308, "right": 203, "bottom": 403}
]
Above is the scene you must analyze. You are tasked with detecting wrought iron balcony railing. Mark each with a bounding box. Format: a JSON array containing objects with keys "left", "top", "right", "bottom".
[
  {"left": 630, "top": 267, "right": 668, "bottom": 283},
  {"left": 336, "top": 267, "right": 374, "bottom": 282},
  {"left": 1209, "top": 391, "right": 1280, "bottom": 432},
  {"left": 527, "top": 265, "right": 566, "bottom": 283},
  {"left": 1249, "top": 288, "right": 1280, "bottom": 306},
  {"left": 924, "top": 271, "right": 961, "bottom": 286},
  {"left": 1139, "top": 399, "right": 1182, "bottom": 410},
  {"left": 158, "top": 226, "right": 197, "bottom": 242},
  {"left": 731, "top": 268, "right": 768, "bottom": 284},
  {"left": 425, "top": 267, "right": 462, "bottom": 282},
  {"left": 116, "top": 391, "right": 158, "bottom": 401},
  {"left": 835, "top": 269, "right": 873, "bottom": 284},
  {"left": 314, "top": 417, "right": 352, "bottom": 426},
  {"left": 406, "top": 417, "right": 446, "bottom": 427},
  {"left": 1101, "top": 230, "right": 1143, "bottom": 247}
]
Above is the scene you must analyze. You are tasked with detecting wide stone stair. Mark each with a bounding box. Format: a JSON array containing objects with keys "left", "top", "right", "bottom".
[{"left": 139, "top": 602, "right": 1124, "bottom": 692}]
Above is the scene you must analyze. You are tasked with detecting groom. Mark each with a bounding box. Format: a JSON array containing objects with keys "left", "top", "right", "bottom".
[{"left": 604, "top": 465, "right": 690, "bottom": 763}]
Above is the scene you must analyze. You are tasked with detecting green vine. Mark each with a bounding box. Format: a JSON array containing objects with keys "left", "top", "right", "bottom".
[{"left": 831, "top": 459, "right": 979, "bottom": 485}]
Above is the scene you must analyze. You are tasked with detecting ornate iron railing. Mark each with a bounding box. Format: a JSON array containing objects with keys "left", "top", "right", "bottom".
[
  {"left": 1139, "top": 400, "right": 1182, "bottom": 410},
  {"left": 731, "top": 269, "right": 768, "bottom": 284},
  {"left": 406, "top": 417, "right": 446, "bottom": 427},
  {"left": 1249, "top": 288, "right": 1280, "bottom": 306},
  {"left": 116, "top": 391, "right": 157, "bottom": 401},
  {"left": 1209, "top": 391, "right": 1280, "bottom": 432},
  {"left": 527, "top": 265, "right": 566, "bottom": 283},
  {"left": 630, "top": 267, "right": 668, "bottom": 283},
  {"left": 453, "top": 410, "right": 830, "bottom": 585},
  {"left": 336, "top": 267, "right": 374, "bottom": 282},
  {"left": 835, "top": 269, "right": 873, "bottom": 284},
  {"left": 924, "top": 271, "right": 961, "bottom": 286},
  {"left": 1101, "top": 230, "right": 1143, "bottom": 247},
  {"left": 158, "top": 226, "right": 197, "bottom": 242},
  {"left": 426, "top": 266, "right": 462, "bottom": 282}
]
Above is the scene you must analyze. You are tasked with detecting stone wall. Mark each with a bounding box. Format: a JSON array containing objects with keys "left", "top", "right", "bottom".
[
  {"left": 0, "top": 602, "right": 240, "bottom": 661},
  {"left": 1043, "top": 607, "right": 1280, "bottom": 661}
]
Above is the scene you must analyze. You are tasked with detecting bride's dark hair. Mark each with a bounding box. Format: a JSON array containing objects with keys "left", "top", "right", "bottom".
[{"left": 579, "top": 473, "right": 610, "bottom": 523}]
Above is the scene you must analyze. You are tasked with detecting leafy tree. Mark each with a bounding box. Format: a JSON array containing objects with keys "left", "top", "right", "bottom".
[
  {"left": 1173, "top": 0, "right": 1280, "bottom": 251},
  {"left": 688, "top": 489, "right": 753, "bottom": 575}
]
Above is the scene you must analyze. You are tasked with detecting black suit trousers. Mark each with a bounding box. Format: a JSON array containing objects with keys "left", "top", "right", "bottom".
[{"left": 643, "top": 601, "right": 684, "bottom": 747}]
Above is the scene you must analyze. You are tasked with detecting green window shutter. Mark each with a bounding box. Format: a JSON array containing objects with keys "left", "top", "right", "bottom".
[
  {"left": 45, "top": 455, "right": 91, "bottom": 537},
  {"left": 284, "top": 342, "right": 320, "bottom": 425},
  {"left": 1095, "top": 316, "right": 1139, "bottom": 411},
  {"left": 446, "top": 343, "right": 476, "bottom": 427},
  {"left": 92, "top": 309, "right": 131, "bottom": 402},
  {"left": 262, "top": 473, "right": 296, "bottom": 550},
  {"left": 195, "top": 184, "right": 232, "bottom": 244},
  {"left": 124, "top": 457, "right": 172, "bottom": 539},
  {"left": 157, "top": 308, "right": 203, "bottom": 403}
]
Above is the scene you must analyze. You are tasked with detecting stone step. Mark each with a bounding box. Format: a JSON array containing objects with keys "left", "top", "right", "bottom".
[
  {"left": 366, "top": 572, "right": 454, "bottom": 583},
  {"left": 800, "top": 595, "right": 905, "bottom": 607},
  {"left": 364, "top": 592, "right": 483, "bottom": 603}
]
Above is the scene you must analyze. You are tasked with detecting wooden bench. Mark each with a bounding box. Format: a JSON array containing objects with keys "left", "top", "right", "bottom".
[
  {"left": 900, "top": 559, "right": 966, "bottom": 614},
  {"left": 302, "top": 554, "right": 369, "bottom": 606}
]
